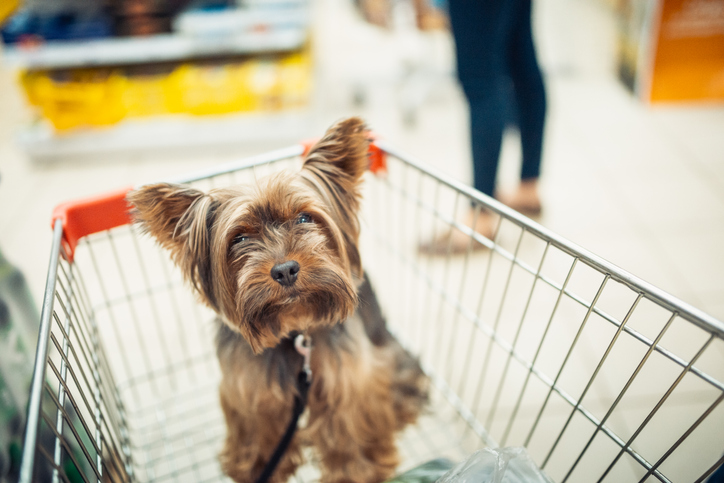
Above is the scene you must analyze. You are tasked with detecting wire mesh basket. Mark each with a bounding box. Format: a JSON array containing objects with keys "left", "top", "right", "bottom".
[{"left": 19, "top": 141, "right": 724, "bottom": 483}]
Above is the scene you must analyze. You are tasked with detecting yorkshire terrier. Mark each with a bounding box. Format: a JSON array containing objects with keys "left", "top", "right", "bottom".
[{"left": 128, "top": 117, "right": 429, "bottom": 483}]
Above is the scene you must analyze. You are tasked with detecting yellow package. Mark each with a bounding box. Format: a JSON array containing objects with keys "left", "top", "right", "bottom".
[
  {"left": 21, "top": 69, "right": 126, "bottom": 130},
  {"left": 0, "top": 0, "right": 19, "bottom": 24},
  {"left": 168, "top": 63, "right": 258, "bottom": 115},
  {"left": 277, "top": 50, "right": 313, "bottom": 108},
  {"left": 122, "top": 74, "right": 174, "bottom": 117}
]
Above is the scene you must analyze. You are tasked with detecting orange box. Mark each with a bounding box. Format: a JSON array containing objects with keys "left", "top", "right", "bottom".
[
  {"left": 616, "top": 0, "right": 724, "bottom": 103},
  {"left": 650, "top": 0, "right": 724, "bottom": 102}
]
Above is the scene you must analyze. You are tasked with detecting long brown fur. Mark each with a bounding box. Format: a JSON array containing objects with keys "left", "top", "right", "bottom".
[{"left": 128, "top": 117, "right": 429, "bottom": 482}]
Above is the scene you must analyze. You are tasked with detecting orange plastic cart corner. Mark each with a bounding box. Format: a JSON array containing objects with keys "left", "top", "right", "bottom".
[{"left": 51, "top": 186, "right": 134, "bottom": 262}]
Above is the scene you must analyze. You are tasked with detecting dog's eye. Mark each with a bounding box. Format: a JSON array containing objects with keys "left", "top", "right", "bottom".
[
  {"left": 296, "top": 213, "right": 313, "bottom": 224},
  {"left": 233, "top": 234, "right": 249, "bottom": 244}
]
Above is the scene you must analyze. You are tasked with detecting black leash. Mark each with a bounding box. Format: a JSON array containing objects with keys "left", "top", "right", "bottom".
[{"left": 255, "top": 335, "right": 312, "bottom": 483}]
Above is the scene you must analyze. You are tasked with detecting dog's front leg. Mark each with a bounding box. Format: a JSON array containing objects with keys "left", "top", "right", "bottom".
[
  {"left": 308, "top": 325, "right": 401, "bottom": 483},
  {"left": 313, "top": 404, "right": 399, "bottom": 483},
  {"left": 219, "top": 379, "right": 303, "bottom": 483}
]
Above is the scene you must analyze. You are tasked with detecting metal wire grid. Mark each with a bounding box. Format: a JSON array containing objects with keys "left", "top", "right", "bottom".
[
  {"left": 20, "top": 221, "right": 133, "bottom": 483},
  {"left": 21, "top": 144, "right": 724, "bottom": 483},
  {"left": 361, "top": 141, "right": 724, "bottom": 483}
]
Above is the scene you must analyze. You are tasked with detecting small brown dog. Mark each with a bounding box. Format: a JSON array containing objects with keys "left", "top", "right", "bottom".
[{"left": 128, "top": 118, "right": 429, "bottom": 482}]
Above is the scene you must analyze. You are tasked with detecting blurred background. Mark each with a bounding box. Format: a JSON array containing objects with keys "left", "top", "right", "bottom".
[
  {"left": 2, "top": 0, "right": 723, "bottom": 318},
  {"left": 0, "top": 0, "right": 723, "bottom": 479}
]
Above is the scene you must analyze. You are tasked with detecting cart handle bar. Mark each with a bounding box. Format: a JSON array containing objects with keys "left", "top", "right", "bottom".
[{"left": 50, "top": 142, "right": 387, "bottom": 262}]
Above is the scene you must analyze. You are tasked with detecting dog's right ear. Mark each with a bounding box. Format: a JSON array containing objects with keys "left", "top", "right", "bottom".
[
  {"left": 128, "top": 183, "right": 207, "bottom": 253},
  {"left": 128, "top": 183, "right": 220, "bottom": 305}
]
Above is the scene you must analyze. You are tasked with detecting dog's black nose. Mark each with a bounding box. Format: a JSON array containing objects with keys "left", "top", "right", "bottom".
[{"left": 271, "top": 260, "right": 300, "bottom": 287}]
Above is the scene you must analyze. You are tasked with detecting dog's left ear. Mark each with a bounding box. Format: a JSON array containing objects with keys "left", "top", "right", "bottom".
[
  {"left": 302, "top": 117, "right": 369, "bottom": 203},
  {"left": 301, "top": 117, "right": 369, "bottom": 278}
]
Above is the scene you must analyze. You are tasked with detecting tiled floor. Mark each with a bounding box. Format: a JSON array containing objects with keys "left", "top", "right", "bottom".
[{"left": 1, "top": 0, "right": 723, "bottom": 481}]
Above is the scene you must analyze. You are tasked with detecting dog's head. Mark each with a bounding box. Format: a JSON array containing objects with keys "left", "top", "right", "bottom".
[{"left": 128, "top": 117, "right": 369, "bottom": 353}]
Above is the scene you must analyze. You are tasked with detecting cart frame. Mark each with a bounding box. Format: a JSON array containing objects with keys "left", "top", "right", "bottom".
[{"left": 19, "top": 141, "right": 724, "bottom": 483}]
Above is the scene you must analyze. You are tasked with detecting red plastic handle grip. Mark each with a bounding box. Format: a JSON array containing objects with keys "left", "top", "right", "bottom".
[{"left": 51, "top": 186, "right": 134, "bottom": 262}]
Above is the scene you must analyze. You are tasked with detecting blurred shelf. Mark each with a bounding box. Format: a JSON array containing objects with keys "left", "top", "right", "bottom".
[
  {"left": 17, "top": 110, "right": 320, "bottom": 161},
  {"left": 3, "top": 28, "right": 309, "bottom": 69},
  {"left": 3, "top": 2, "right": 317, "bottom": 160}
]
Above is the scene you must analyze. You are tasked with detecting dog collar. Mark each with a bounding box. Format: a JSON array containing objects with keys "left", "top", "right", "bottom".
[{"left": 294, "top": 333, "right": 312, "bottom": 381}]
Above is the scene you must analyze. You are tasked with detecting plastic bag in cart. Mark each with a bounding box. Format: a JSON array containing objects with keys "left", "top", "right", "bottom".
[
  {"left": 386, "top": 448, "right": 551, "bottom": 483},
  {"left": 437, "top": 447, "right": 553, "bottom": 483}
]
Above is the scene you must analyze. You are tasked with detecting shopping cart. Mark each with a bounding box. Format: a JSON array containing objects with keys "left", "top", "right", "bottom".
[{"left": 19, "top": 141, "right": 724, "bottom": 483}]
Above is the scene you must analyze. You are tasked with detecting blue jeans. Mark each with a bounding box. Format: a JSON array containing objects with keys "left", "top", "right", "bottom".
[{"left": 448, "top": 0, "right": 546, "bottom": 197}]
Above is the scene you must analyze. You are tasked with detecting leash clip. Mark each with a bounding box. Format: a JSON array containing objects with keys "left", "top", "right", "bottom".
[{"left": 294, "top": 334, "right": 312, "bottom": 382}]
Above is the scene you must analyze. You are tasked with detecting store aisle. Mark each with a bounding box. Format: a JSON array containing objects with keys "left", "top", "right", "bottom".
[
  {"left": 313, "top": 0, "right": 724, "bottom": 321},
  {"left": 0, "top": 1, "right": 723, "bottom": 482},
  {"left": 0, "top": 0, "right": 723, "bottom": 325}
]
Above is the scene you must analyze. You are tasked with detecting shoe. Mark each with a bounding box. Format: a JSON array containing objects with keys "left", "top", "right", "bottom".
[
  {"left": 497, "top": 180, "right": 542, "bottom": 217},
  {"left": 418, "top": 210, "right": 495, "bottom": 256}
]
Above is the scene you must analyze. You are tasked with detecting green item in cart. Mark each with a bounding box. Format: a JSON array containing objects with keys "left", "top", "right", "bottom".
[
  {"left": 386, "top": 458, "right": 456, "bottom": 483},
  {"left": 0, "top": 249, "right": 90, "bottom": 482},
  {"left": 0, "top": 248, "right": 38, "bottom": 481}
]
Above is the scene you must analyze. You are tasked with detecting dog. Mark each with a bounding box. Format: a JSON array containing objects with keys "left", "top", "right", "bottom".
[{"left": 128, "top": 117, "right": 429, "bottom": 483}]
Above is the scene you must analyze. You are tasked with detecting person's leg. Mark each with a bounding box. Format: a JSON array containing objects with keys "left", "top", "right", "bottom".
[
  {"left": 448, "top": 0, "right": 511, "bottom": 198},
  {"left": 508, "top": 0, "right": 546, "bottom": 184},
  {"left": 493, "top": 0, "right": 545, "bottom": 215},
  {"left": 419, "top": 0, "right": 515, "bottom": 255},
  {"left": 466, "top": 88, "right": 505, "bottom": 198}
]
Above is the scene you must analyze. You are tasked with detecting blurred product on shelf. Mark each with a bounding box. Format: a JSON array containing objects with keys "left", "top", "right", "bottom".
[
  {"left": 615, "top": 0, "right": 724, "bottom": 103},
  {"left": 1, "top": 0, "right": 313, "bottom": 156},
  {"left": 0, "top": 0, "right": 305, "bottom": 43},
  {"left": 1, "top": 7, "right": 113, "bottom": 44},
  {"left": 20, "top": 49, "right": 312, "bottom": 130},
  {"left": 173, "top": 0, "right": 309, "bottom": 36},
  {"left": 0, "top": 0, "right": 20, "bottom": 25},
  {"left": 107, "top": 0, "right": 191, "bottom": 36}
]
